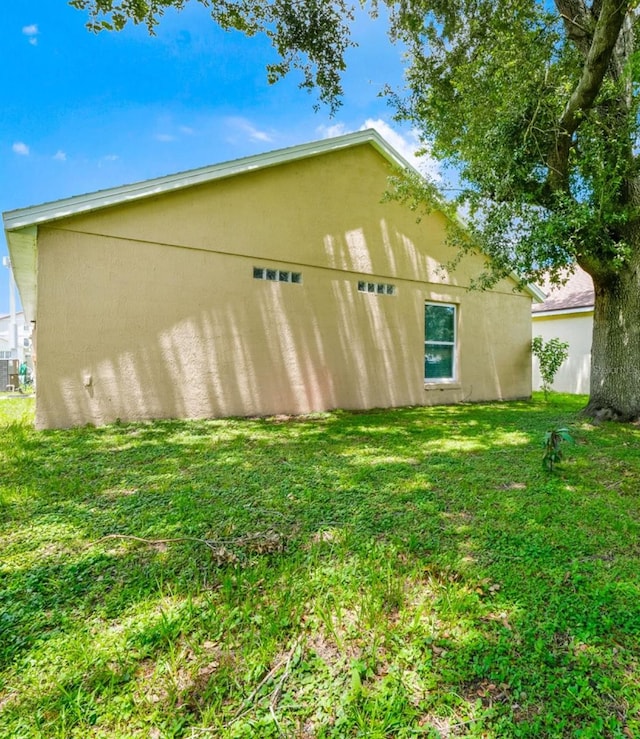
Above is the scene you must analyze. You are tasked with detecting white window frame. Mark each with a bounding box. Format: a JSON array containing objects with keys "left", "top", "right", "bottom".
[{"left": 425, "top": 301, "right": 457, "bottom": 383}]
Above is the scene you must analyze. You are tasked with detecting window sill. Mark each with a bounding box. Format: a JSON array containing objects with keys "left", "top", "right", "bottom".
[{"left": 424, "top": 382, "right": 461, "bottom": 391}]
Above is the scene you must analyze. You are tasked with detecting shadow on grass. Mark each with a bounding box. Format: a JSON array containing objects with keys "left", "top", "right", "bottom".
[{"left": 0, "top": 395, "right": 638, "bottom": 736}]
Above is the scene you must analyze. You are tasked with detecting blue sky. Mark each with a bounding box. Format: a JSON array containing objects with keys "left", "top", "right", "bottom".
[{"left": 1, "top": 1, "right": 438, "bottom": 315}]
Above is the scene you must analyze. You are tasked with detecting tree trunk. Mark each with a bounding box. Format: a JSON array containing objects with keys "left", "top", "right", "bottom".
[{"left": 586, "top": 257, "right": 640, "bottom": 421}]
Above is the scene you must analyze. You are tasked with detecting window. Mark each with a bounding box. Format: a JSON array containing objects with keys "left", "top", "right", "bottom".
[
  {"left": 253, "top": 267, "right": 302, "bottom": 284},
  {"left": 357, "top": 281, "right": 396, "bottom": 296},
  {"left": 425, "top": 302, "right": 456, "bottom": 381}
]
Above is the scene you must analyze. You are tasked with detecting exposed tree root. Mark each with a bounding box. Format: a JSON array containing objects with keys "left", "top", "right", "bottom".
[
  {"left": 581, "top": 402, "right": 639, "bottom": 424},
  {"left": 92, "top": 530, "right": 288, "bottom": 565}
]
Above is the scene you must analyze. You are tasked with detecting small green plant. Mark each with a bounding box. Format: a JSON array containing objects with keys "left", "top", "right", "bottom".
[
  {"left": 542, "top": 427, "right": 574, "bottom": 471},
  {"left": 532, "top": 336, "right": 570, "bottom": 399}
]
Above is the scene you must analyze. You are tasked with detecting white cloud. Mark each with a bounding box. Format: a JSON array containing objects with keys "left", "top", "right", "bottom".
[
  {"left": 361, "top": 118, "right": 441, "bottom": 181},
  {"left": 153, "top": 125, "right": 194, "bottom": 142},
  {"left": 53, "top": 150, "right": 67, "bottom": 161},
  {"left": 97, "top": 153, "right": 120, "bottom": 169},
  {"left": 316, "top": 123, "right": 348, "bottom": 139},
  {"left": 22, "top": 24, "right": 38, "bottom": 45},
  {"left": 226, "top": 117, "right": 274, "bottom": 144},
  {"left": 12, "top": 142, "right": 30, "bottom": 156},
  {"left": 318, "top": 118, "right": 441, "bottom": 182}
]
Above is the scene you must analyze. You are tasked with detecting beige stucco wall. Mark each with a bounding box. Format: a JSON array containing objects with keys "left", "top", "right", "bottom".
[
  {"left": 532, "top": 312, "right": 593, "bottom": 394},
  {"left": 34, "top": 144, "right": 532, "bottom": 428}
]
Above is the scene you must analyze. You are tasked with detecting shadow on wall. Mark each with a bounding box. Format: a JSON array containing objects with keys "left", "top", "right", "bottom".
[
  {"left": 37, "top": 220, "right": 431, "bottom": 428},
  {"left": 36, "top": 212, "right": 524, "bottom": 428},
  {"left": 533, "top": 353, "right": 591, "bottom": 395}
]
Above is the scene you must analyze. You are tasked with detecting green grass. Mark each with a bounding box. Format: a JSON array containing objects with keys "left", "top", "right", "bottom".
[{"left": 0, "top": 394, "right": 638, "bottom": 738}]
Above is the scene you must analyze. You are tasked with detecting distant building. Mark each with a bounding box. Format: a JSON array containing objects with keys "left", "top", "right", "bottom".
[
  {"left": 0, "top": 310, "right": 32, "bottom": 363},
  {"left": 532, "top": 267, "right": 594, "bottom": 394}
]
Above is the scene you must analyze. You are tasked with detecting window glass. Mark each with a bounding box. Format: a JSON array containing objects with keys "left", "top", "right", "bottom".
[
  {"left": 425, "top": 346, "right": 454, "bottom": 380},
  {"left": 425, "top": 304, "right": 455, "bottom": 342},
  {"left": 254, "top": 266, "right": 301, "bottom": 284},
  {"left": 425, "top": 303, "right": 456, "bottom": 381},
  {"left": 358, "top": 281, "right": 396, "bottom": 295}
]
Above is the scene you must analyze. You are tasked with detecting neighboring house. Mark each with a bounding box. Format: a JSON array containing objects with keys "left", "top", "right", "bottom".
[
  {"left": 3, "top": 129, "right": 543, "bottom": 429},
  {"left": 532, "top": 266, "right": 594, "bottom": 394},
  {"left": 0, "top": 310, "right": 32, "bottom": 362}
]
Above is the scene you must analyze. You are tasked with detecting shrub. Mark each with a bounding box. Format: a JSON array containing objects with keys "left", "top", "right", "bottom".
[{"left": 532, "top": 336, "right": 569, "bottom": 399}]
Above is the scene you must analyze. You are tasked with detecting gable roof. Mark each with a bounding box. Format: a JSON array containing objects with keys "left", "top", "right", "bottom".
[
  {"left": 3, "top": 128, "right": 544, "bottom": 323},
  {"left": 532, "top": 266, "right": 594, "bottom": 315},
  {"left": 4, "top": 129, "right": 409, "bottom": 232}
]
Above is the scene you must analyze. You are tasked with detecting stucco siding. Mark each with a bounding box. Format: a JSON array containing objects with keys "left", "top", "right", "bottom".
[
  {"left": 49, "top": 146, "right": 505, "bottom": 290},
  {"left": 33, "top": 144, "right": 532, "bottom": 428},
  {"left": 532, "top": 312, "right": 593, "bottom": 394}
]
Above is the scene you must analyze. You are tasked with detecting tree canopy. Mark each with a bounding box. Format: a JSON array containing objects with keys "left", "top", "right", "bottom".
[
  {"left": 69, "top": 0, "right": 362, "bottom": 111},
  {"left": 386, "top": 1, "right": 640, "bottom": 419},
  {"left": 390, "top": 1, "right": 639, "bottom": 287},
  {"left": 70, "top": 0, "right": 640, "bottom": 418}
]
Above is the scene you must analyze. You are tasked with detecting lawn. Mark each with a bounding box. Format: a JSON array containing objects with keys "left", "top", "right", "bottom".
[{"left": 0, "top": 395, "right": 638, "bottom": 738}]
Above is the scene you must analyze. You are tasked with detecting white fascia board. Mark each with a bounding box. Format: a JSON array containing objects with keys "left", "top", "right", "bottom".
[
  {"left": 532, "top": 305, "right": 593, "bottom": 318},
  {"left": 2, "top": 126, "right": 543, "bottom": 306},
  {"left": 1, "top": 129, "right": 407, "bottom": 326},
  {"left": 2, "top": 129, "right": 409, "bottom": 231},
  {"left": 522, "top": 281, "right": 546, "bottom": 302}
]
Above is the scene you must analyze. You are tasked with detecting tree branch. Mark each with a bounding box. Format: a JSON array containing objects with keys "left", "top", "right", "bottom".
[
  {"left": 560, "top": 0, "right": 629, "bottom": 134},
  {"left": 548, "top": 0, "right": 629, "bottom": 191},
  {"left": 228, "top": 637, "right": 303, "bottom": 727},
  {"left": 555, "top": 0, "right": 592, "bottom": 54}
]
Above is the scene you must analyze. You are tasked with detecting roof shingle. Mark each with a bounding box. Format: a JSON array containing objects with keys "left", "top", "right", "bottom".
[{"left": 532, "top": 266, "right": 594, "bottom": 313}]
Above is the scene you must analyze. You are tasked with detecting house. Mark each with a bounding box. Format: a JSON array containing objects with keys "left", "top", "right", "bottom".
[
  {"left": 532, "top": 266, "right": 594, "bottom": 394},
  {"left": 3, "top": 129, "right": 543, "bottom": 429},
  {"left": 0, "top": 310, "right": 32, "bottom": 362},
  {"left": 0, "top": 309, "right": 32, "bottom": 391}
]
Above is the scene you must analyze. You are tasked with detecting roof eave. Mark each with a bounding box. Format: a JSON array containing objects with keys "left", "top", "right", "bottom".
[
  {"left": 3, "top": 129, "right": 410, "bottom": 232},
  {"left": 532, "top": 305, "right": 594, "bottom": 317},
  {"left": 2, "top": 127, "right": 544, "bottom": 312},
  {"left": 520, "top": 280, "right": 546, "bottom": 302},
  {"left": 5, "top": 226, "right": 37, "bottom": 324},
  {"left": 2, "top": 129, "right": 410, "bottom": 327}
]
